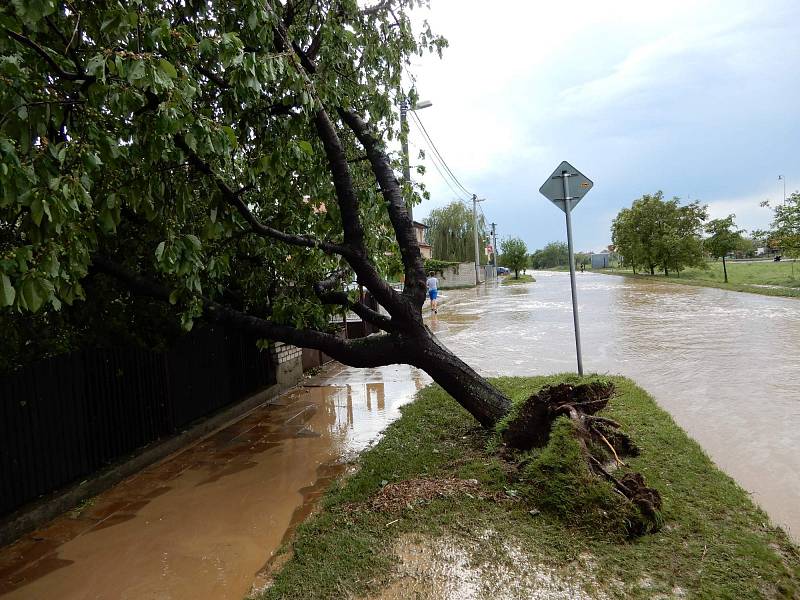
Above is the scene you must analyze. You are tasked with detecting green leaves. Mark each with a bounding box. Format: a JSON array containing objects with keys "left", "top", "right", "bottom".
[
  {"left": 1, "top": 0, "right": 441, "bottom": 325},
  {"left": 0, "top": 275, "right": 15, "bottom": 307},
  {"left": 19, "top": 276, "right": 54, "bottom": 313},
  {"left": 158, "top": 58, "right": 178, "bottom": 79}
]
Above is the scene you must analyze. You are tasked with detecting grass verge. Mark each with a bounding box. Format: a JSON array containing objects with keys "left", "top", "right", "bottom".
[
  {"left": 501, "top": 273, "right": 536, "bottom": 285},
  {"left": 256, "top": 375, "right": 800, "bottom": 599},
  {"left": 597, "top": 262, "right": 800, "bottom": 299}
]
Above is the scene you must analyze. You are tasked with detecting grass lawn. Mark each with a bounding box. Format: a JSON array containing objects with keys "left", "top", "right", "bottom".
[
  {"left": 256, "top": 375, "right": 799, "bottom": 599},
  {"left": 501, "top": 273, "right": 536, "bottom": 285},
  {"left": 599, "top": 261, "right": 800, "bottom": 298}
]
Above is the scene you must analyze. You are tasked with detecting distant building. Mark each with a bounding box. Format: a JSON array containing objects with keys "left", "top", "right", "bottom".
[
  {"left": 590, "top": 251, "right": 610, "bottom": 269},
  {"left": 413, "top": 221, "right": 433, "bottom": 259}
]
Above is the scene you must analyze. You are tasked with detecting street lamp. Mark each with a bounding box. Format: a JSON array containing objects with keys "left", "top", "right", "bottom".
[
  {"left": 400, "top": 99, "right": 432, "bottom": 221},
  {"left": 778, "top": 175, "right": 786, "bottom": 204}
]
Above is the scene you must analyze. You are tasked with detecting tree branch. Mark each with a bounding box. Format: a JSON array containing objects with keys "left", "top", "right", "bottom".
[
  {"left": 175, "top": 136, "right": 351, "bottom": 257},
  {"left": 91, "top": 256, "right": 405, "bottom": 367},
  {"left": 339, "top": 109, "right": 426, "bottom": 309},
  {"left": 196, "top": 64, "right": 230, "bottom": 89},
  {"left": 3, "top": 27, "right": 88, "bottom": 82},
  {"left": 312, "top": 270, "right": 395, "bottom": 331},
  {"left": 311, "top": 109, "right": 410, "bottom": 318},
  {"left": 360, "top": 0, "right": 394, "bottom": 17}
]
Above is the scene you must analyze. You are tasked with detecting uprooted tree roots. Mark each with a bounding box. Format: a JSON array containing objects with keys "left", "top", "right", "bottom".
[{"left": 501, "top": 380, "right": 663, "bottom": 536}]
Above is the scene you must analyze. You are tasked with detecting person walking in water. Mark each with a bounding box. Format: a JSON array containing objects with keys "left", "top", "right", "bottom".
[{"left": 426, "top": 271, "right": 439, "bottom": 314}]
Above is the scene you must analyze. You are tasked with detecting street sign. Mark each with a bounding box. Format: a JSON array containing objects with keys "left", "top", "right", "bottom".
[
  {"left": 539, "top": 161, "right": 593, "bottom": 213},
  {"left": 539, "top": 160, "right": 593, "bottom": 376}
]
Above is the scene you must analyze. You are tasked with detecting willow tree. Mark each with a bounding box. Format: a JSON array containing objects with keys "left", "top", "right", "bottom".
[{"left": 424, "top": 200, "right": 486, "bottom": 263}]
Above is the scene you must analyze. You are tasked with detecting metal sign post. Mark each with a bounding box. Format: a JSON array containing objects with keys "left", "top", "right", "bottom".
[{"left": 539, "top": 161, "right": 593, "bottom": 376}]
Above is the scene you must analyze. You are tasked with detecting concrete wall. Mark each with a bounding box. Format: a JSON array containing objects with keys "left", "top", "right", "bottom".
[{"left": 437, "top": 261, "right": 483, "bottom": 288}]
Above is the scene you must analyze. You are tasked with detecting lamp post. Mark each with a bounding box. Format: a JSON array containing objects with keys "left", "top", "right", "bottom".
[
  {"left": 778, "top": 175, "right": 786, "bottom": 204},
  {"left": 400, "top": 99, "right": 432, "bottom": 221}
]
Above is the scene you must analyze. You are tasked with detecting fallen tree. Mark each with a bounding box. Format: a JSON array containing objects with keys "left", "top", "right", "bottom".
[{"left": 1, "top": 0, "right": 660, "bottom": 527}]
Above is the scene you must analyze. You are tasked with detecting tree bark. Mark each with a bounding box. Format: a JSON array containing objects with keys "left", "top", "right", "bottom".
[{"left": 407, "top": 328, "right": 511, "bottom": 426}]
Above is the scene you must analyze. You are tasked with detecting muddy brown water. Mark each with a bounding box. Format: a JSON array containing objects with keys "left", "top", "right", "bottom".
[
  {"left": 430, "top": 272, "right": 800, "bottom": 540},
  {"left": 0, "top": 364, "right": 428, "bottom": 599}
]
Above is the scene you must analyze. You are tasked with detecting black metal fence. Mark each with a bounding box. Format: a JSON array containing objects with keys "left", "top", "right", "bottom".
[{"left": 0, "top": 326, "right": 275, "bottom": 516}]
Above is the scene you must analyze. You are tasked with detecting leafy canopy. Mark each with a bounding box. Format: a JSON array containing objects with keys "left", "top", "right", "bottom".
[
  {"left": 0, "top": 0, "right": 445, "bottom": 330},
  {"left": 704, "top": 215, "right": 744, "bottom": 260},
  {"left": 761, "top": 192, "right": 800, "bottom": 258},
  {"left": 611, "top": 192, "right": 708, "bottom": 275}
]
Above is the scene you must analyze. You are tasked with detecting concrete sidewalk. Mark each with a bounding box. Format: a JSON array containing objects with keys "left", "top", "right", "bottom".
[{"left": 0, "top": 362, "right": 428, "bottom": 600}]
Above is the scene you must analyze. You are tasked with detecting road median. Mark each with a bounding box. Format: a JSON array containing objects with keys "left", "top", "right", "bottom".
[{"left": 254, "top": 375, "right": 799, "bottom": 599}]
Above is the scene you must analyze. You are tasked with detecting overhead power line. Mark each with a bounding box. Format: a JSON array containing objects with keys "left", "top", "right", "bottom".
[{"left": 409, "top": 110, "right": 474, "bottom": 199}]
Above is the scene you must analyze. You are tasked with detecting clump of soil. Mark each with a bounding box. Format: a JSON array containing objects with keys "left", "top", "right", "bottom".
[
  {"left": 364, "top": 477, "right": 504, "bottom": 513},
  {"left": 502, "top": 380, "right": 663, "bottom": 536}
]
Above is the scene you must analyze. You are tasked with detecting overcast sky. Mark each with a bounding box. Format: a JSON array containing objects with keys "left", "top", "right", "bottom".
[{"left": 406, "top": 0, "right": 799, "bottom": 252}]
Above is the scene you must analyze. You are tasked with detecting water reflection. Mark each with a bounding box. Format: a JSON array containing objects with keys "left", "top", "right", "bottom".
[
  {"left": 432, "top": 272, "right": 800, "bottom": 540},
  {"left": 0, "top": 363, "right": 428, "bottom": 600}
]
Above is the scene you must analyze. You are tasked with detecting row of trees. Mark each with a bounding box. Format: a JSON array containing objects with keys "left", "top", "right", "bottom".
[{"left": 612, "top": 190, "right": 800, "bottom": 282}]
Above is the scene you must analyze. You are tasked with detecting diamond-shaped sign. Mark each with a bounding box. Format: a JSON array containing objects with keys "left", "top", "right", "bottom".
[{"left": 539, "top": 161, "right": 593, "bottom": 213}]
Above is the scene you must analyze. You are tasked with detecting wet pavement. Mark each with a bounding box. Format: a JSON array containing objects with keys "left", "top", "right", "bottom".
[
  {"left": 0, "top": 363, "right": 428, "bottom": 599},
  {"left": 430, "top": 272, "right": 800, "bottom": 540}
]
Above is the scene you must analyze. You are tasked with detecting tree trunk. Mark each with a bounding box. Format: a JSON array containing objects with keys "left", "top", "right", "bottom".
[
  {"left": 407, "top": 328, "right": 511, "bottom": 427},
  {"left": 664, "top": 266, "right": 669, "bottom": 277},
  {"left": 722, "top": 256, "right": 728, "bottom": 283},
  {"left": 650, "top": 265, "right": 655, "bottom": 275}
]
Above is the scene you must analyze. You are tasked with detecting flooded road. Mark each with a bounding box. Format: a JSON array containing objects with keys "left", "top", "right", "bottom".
[
  {"left": 0, "top": 364, "right": 427, "bottom": 599},
  {"left": 431, "top": 272, "right": 800, "bottom": 539}
]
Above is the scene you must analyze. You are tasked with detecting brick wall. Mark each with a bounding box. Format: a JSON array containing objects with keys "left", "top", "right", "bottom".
[
  {"left": 272, "top": 342, "right": 302, "bottom": 364},
  {"left": 271, "top": 342, "right": 303, "bottom": 385}
]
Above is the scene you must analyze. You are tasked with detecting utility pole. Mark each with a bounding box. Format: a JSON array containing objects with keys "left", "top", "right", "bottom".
[
  {"left": 490, "top": 222, "right": 498, "bottom": 278},
  {"left": 472, "top": 194, "right": 484, "bottom": 285},
  {"left": 399, "top": 99, "right": 432, "bottom": 222},
  {"left": 400, "top": 101, "right": 412, "bottom": 221}
]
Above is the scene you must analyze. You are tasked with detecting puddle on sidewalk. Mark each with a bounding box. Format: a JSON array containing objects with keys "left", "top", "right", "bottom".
[{"left": 0, "top": 363, "right": 428, "bottom": 600}]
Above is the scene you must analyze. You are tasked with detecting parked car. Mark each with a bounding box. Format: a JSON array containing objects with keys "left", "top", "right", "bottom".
[{"left": 497, "top": 267, "right": 510, "bottom": 275}]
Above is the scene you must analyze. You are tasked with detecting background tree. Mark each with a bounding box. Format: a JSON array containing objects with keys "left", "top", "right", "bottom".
[
  {"left": 756, "top": 191, "right": 800, "bottom": 276},
  {"left": 529, "top": 241, "right": 569, "bottom": 269},
  {"left": 611, "top": 192, "right": 707, "bottom": 276},
  {"left": 704, "top": 215, "right": 744, "bottom": 283},
  {"left": 499, "top": 237, "right": 527, "bottom": 278},
  {"left": 423, "top": 200, "right": 486, "bottom": 263},
  {"left": 762, "top": 192, "right": 800, "bottom": 273}
]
